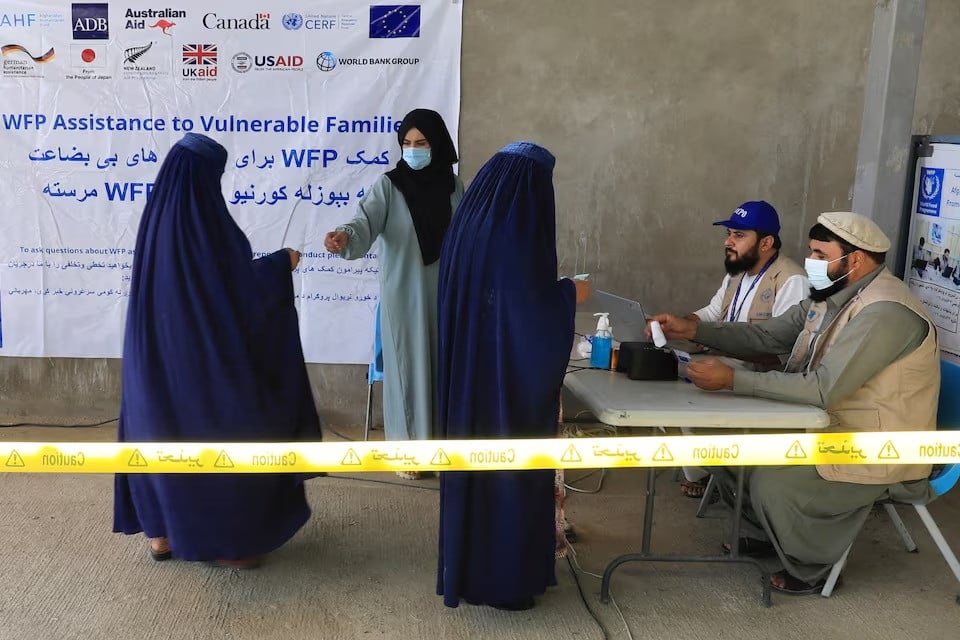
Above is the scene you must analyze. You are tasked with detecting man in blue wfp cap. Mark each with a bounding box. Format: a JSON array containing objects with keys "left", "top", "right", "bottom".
[
  {"left": 653, "top": 211, "right": 940, "bottom": 595},
  {"left": 651, "top": 200, "right": 807, "bottom": 499}
]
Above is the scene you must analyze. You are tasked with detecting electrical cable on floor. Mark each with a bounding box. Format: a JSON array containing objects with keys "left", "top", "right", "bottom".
[
  {"left": 325, "top": 474, "right": 440, "bottom": 491},
  {"left": 0, "top": 417, "right": 118, "bottom": 428},
  {"left": 567, "top": 545, "right": 635, "bottom": 640},
  {"left": 563, "top": 469, "right": 606, "bottom": 494},
  {"left": 325, "top": 426, "right": 357, "bottom": 442},
  {"left": 565, "top": 555, "right": 611, "bottom": 640}
]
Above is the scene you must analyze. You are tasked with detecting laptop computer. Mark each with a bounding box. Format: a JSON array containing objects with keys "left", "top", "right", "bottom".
[{"left": 578, "top": 289, "right": 649, "bottom": 343}]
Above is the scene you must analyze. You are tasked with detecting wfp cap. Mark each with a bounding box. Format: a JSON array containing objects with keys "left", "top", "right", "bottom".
[{"left": 712, "top": 200, "right": 780, "bottom": 235}]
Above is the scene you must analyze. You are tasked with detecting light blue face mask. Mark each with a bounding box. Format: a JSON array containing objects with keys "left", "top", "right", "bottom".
[
  {"left": 805, "top": 254, "right": 850, "bottom": 290},
  {"left": 402, "top": 147, "right": 431, "bottom": 170}
]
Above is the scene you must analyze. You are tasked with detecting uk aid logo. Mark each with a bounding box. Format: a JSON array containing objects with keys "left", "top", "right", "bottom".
[
  {"left": 182, "top": 43, "right": 218, "bottom": 80},
  {"left": 72, "top": 3, "right": 109, "bottom": 40}
]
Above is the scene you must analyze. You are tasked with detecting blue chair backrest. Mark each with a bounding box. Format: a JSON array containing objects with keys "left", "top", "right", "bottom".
[
  {"left": 938, "top": 360, "right": 960, "bottom": 429},
  {"left": 930, "top": 360, "right": 960, "bottom": 496},
  {"left": 930, "top": 464, "right": 960, "bottom": 496},
  {"left": 368, "top": 302, "right": 384, "bottom": 383}
]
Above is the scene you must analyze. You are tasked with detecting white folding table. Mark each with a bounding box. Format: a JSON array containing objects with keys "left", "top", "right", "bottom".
[{"left": 563, "top": 365, "right": 829, "bottom": 605}]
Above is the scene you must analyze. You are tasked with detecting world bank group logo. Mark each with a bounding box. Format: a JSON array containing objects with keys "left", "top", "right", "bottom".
[
  {"left": 917, "top": 167, "right": 944, "bottom": 217},
  {"left": 316, "top": 51, "right": 336, "bottom": 71}
]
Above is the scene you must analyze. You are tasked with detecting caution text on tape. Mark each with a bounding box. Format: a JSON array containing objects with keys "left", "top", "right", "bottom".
[{"left": 0, "top": 432, "right": 958, "bottom": 473}]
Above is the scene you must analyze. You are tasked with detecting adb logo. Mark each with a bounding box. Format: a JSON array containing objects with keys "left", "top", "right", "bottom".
[{"left": 72, "top": 3, "right": 109, "bottom": 40}]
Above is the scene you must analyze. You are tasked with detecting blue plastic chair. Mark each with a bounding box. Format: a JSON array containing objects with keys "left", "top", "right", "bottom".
[
  {"left": 822, "top": 463, "right": 960, "bottom": 597},
  {"left": 822, "top": 360, "right": 960, "bottom": 597},
  {"left": 364, "top": 303, "right": 384, "bottom": 441}
]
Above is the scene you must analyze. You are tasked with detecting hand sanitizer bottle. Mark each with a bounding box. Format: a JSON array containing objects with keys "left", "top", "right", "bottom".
[{"left": 589, "top": 312, "right": 613, "bottom": 369}]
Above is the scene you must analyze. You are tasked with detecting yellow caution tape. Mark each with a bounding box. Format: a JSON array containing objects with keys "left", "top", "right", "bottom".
[{"left": 0, "top": 432, "right": 958, "bottom": 473}]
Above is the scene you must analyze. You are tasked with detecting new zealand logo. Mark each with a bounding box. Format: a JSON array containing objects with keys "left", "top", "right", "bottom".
[{"left": 124, "top": 42, "right": 153, "bottom": 64}]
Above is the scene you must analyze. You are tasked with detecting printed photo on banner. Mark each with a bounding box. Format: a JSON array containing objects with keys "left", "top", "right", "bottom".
[{"left": 905, "top": 147, "right": 960, "bottom": 359}]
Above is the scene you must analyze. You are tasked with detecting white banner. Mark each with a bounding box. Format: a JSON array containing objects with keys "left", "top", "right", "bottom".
[
  {"left": 903, "top": 142, "right": 960, "bottom": 359},
  {"left": 0, "top": 1, "right": 462, "bottom": 363}
]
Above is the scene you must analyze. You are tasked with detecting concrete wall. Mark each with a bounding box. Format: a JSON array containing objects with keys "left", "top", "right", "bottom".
[{"left": 3, "top": 0, "right": 960, "bottom": 426}]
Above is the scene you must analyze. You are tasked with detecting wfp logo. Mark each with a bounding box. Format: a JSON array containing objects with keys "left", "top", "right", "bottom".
[
  {"left": 316, "top": 51, "right": 336, "bottom": 72},
  {"left": 922, "top": 169, "right": 941, "bottom": 201},
  {"left": 733, "top": 207, "right": 749, "bottom": 218}
]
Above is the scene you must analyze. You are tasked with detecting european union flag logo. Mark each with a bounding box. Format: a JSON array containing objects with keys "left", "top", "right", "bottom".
[{"left": 369, "top": 5, "right": 420, "bottom": 38}]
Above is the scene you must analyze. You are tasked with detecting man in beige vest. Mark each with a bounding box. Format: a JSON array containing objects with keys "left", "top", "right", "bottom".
[
  {"left": 653, "top": 212, "right": 940, "bottom": 595},
  {"left": 655, "top": 200, "right": 807, "bottom": 498}
]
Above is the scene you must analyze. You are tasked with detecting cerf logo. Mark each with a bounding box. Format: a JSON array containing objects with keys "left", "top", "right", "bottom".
[{"left": 72, "top": 3, "right": 109, "bottom": 40}]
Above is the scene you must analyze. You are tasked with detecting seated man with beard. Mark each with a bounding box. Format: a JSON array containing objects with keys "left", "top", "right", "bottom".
[
  {"left": 651, "top": 200, "right": 807, "bottom": 497},
  {"left": 651, "top": 212, "right": 939, "bottom": 595}
]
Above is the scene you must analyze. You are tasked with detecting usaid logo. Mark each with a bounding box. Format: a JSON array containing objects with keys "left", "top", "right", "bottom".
[{"left": 72, "top": 3, "right": 109, "bottom": 40}]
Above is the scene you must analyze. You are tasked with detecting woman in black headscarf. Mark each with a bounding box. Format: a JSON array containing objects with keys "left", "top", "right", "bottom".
[{"left": 324, "top": 109, "right": 462, "bottom": 479}]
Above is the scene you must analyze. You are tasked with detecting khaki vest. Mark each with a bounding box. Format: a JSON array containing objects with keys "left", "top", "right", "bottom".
[
  {"left": 786, "top": 270, "right": 940, "bottom": 484},
  {"left": 720, "top": 253, "right": 805, "bottom": 323}
]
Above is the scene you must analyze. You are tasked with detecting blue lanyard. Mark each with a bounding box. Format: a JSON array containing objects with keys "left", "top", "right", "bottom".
[{"left": 728, "top": 255, "right": 777, "bottom": 322}]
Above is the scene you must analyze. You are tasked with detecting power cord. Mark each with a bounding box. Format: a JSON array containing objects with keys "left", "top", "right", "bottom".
[
  {"left": 0, "top": 417, "right": 118, "bottom": 428},
  {"left": 567, "top": 544, "right": 635, "bottom": 640},
  {"left": 325, "top": 474, "right": 439, "bottom": 492},
  {"left": 565, "top": 555, "right": 611, "bottom": 640}
]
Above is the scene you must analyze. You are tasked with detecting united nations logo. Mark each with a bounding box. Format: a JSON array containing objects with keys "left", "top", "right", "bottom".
[
  {"left": 316, "top": 51, "right": 337, "bottom": 72},
  {"left": 922, "top": 168, "right": 941, "bottom": 200},
  {"left": 282, "top": 13, "right": 304, "bottom": 30},
  {"left": 760, "top": 289, "right": 773, "bottom": 302},
  {"left": 807, "top": 309, "right": 817, "bottom": 321}
]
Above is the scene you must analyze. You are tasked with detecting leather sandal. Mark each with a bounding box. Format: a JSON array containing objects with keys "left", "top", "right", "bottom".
[
  {"left": 770, "top": 569, "right": 833, "bottom": 595},
  {"left": 721, "top": 537, "right": 775, "bottom": 557},
  {"left": 149, "top": 537, "right": 172, "bottom": 562}
]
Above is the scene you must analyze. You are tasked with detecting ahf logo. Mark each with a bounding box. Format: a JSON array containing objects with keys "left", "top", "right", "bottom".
[{"left": 72, "top": 3, "right": 109, "bottom": 40}]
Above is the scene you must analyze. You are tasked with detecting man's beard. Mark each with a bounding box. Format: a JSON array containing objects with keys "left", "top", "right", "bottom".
[
  {"left": 808, "top": 260, "right": 850, "bottom": 302},
  {"left": 724, "top": 243, "right": 760, "bottom": 275}
]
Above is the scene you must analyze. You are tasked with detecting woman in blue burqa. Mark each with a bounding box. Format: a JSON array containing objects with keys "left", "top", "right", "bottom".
[
  {"left": 436, "top": 142, "right": 585, "bottom": 610},
  {"left": 113, "top": 133, "right": 322, "bottom": 568}
]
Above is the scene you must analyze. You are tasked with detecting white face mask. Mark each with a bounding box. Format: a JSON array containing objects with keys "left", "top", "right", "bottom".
[{"left": 804, "top": 254, "right": 850, "bottom": 290}]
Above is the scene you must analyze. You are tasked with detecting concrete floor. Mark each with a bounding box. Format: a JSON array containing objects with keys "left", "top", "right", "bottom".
[{"left": 1, "top": 422, "right": 959, "bottom": 640}]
